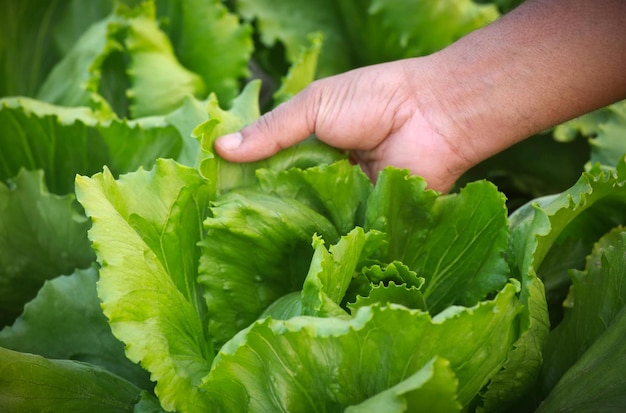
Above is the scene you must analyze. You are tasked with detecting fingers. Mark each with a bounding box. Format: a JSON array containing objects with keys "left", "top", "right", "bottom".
[{"left": 214, "top": 86, "right": 318, "bottom": 162}]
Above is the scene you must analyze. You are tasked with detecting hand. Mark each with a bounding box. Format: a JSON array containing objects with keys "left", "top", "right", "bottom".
[
  {"left": 214, "top": 59, "right": 472, "bottom": 193},
  {"left": 215, "top": 0, "right": 626, "bottom": 193}
]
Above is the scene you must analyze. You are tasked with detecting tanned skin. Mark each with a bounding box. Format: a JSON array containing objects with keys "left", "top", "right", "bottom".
[{"left": 215, "top": 0, "right": 626, "bottom": 192}]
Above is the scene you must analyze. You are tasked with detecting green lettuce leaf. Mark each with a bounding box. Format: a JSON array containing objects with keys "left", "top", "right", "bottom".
[
  {"left": 509, "top": 160, "right": 626, "bottom": 328},
  {"left": 202, "top": 283, "right": 520, "bottom": 411},
  {"left": 196, "top": 81, "right": 344, "bottom": 196},
  {"left": 495, "top": 160, "right": 626, "bottom": 411},
  {"left": 0, "top": 169, "right": 93, "bottom": 326},
  {"left": 348, "top": 281, "right": 427, "bottom": 313},
  {"left": 554, "top": 100, "right": 626, "bottom": 170},
  {"left": 199, "top": 188, "right": 340, "bottom": 347},
  {"left": 75, "top": 159, "right": 213, "bottom": 412},
  {"left": 301, "top": 228, "right": 385, "bottom": 318},
  {"left": 366, "top": 170, "right": 510, "bottom": 313},
  {"left": 33, "top": 0, "right": 249, "bottom": 120},
  {"left": 0, "top": 346, "right": 159, "bottom": 413},
  {"left": 0, "top": 0, "right": 67, "bottom": 97},
  {"left": 155, "top": 0, "right": 253, "bottom": 105},
  {"left": 0, "top": 265, "right": 151, "bottom": 390},
  {"left": 272, "top": 32, "right": 323, "bottom": 106},
  {"left": 540, "top": 227, "right": 626, "bottom": 394},
  {"left": 476, "top": 267, "right": 549, "bottom": 412},
  {"left": 237, "top": 0, "right": 498, "bottom": 77},
  {"left": 0, "top": 97, "right": 183, "bottom": 195},
  {"left": 257, "top": 159, "right": 372, "bottom": 234},
  {"left": 125, "top": 4, "right": 206, "bottom": 118},
  {"left": 35, "top": 12, "right": 123, "bottom": 112},
  {"left": 345, "top": 357, "right": 461, "bottom": 413},
  {"left": 535, "top": 305, "right": 626, "bottom": 413}
]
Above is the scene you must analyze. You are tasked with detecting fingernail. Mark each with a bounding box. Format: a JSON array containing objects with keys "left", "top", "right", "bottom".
[{"left": 217, "top": 132, "right": 243, "bottom": 151}]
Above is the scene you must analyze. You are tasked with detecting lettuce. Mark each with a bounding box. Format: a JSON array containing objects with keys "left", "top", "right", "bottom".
[
  {"left": 0, "top": 347, "right": 161, "bottom": 412},
  {"left": 0, "top": 169, "right": 94, "bottom": 326},
  {"left": 3, "top": 1, "right": 626, "bottom": 410},
  {"left": 0, "top": 266, "right": 151, "bottom": 390},
  {"left": 75, "top": 83, "right": 545, "bottom": 412},
  {"left": 237, "top": 0, "right": 499, "bottom": 77}
]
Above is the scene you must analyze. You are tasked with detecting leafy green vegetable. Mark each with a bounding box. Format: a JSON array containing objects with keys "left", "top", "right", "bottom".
[
  {"left": 555, "top": 100, "right": 626, "bottom": 170},
  {"left": 75, "top": 82, "right": 545, "bottom": 412},
  {"left": 0, "top": 346, "right": 161, "bottom": 413},
  {"left": 0, "top": 169, "right": 93, "bottom": 326},
  {"left": 3, "top": 1, "right": 624, "bottom": 411},
  {"left": 540, "top": 227, "right": 626, "bottom": 395},
  {"left": 203, "top": 283, "right": 520, "bottom": 411},
  {"left": 0, "top": 265, "right": 151, "bottom": 390},
  {"left": 272, "top": 32, "right": 323, "bottom": 105},
  {"left": 536, "top": 306, "right": 626, "bottom": 413},
  {"left": 365, "top": 170, "right": 510, "bottom": 313},
  {"left": 155, "top": 0, "right": 253, "bottom": 106},
  {"left": 125, "top": 6, "right": 207, "bottom": 118},
  {"left": 75, "top": 159, "right": 213, "bottom": 412},
  {"left": 345, "top": 357, "right": 461, "bottom": 413},
  {"left": 0, "top": 0, "right": 87, "bottom": 97},
  {"left": 0, "top": 97, "right": 183, "bottom": 194},
  {"left": 237, "top": 0, "right": 499, "bottom": 77}
]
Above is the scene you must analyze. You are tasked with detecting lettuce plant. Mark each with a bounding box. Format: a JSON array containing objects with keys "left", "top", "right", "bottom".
[
  {"left": 2, "top": 1, "right": 626, "bottom": 411},
  {"left": 71, "top": 82, "right": 547, "bottom": 412}
]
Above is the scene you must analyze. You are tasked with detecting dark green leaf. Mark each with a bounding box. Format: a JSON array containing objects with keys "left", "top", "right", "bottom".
[{"left": 0, "top": 266, "right": 151, "bottom": 390}]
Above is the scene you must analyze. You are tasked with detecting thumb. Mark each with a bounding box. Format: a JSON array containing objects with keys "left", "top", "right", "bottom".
[{"left": 214, "top": 87, "right": 318, "bottom": 162}]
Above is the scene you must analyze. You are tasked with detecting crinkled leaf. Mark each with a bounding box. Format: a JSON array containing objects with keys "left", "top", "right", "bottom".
[
  {"left": 273, "top": 32, "right": 323, "bottom": 105},
  {"left": 490, "top": 160, "right": 626, "bottom": 411},
  {"left": 347, "top": 261, "right": 427, "bottom": 312},
  {"left": 554, "top": 100, "right": 626, "bottom": 169},
  {"left": 196, "top": 81, "right": 343, "bottom": 196},
  {"left": 540, "top": 227, "right": 626, "bottom": 394},
  {"left": 345, "top": 357, "right": 461, "bottom": 413},
  {"left": 75, "top": 159, "right": 213, "bottom": 412},
  {"left": 0, "top": 347, "right": 158, "bottom": 413},
  {"left": 536, "top": 305, "right": 626, "bottom": 413},
  {"left": 349, "top": 282, "right": 427, "bottom": 313},
  {"left": 509, "top": 159, "right": 626, "bottom": 277},
  {"left": 0, "top": 266, "right": 151, "bottom": 390},
  {"left": 156, "top": 0, "right": 253, "bottom": 105},
  {"left": 199, "top": 189, "right": 340, "bottom": 347},
  {"left": 238, "top": 0, "right": 498, "bottom": 77},
  {"left": 0, "top": 97, "right": 183, "bottom": 195},
  {"left": 126, "top": 8, "right": 206, "bottom": 118},
  {"left": 301, "top": 228, "right": 385, "bottom": 318},
  {"left": 34, "top": 1, "right": 220, "bottom": 119},
  {"left": 364, "top": 168, "right": 437, "bottom": 258},
  {"left": 361, "top": 261, "right": 423, "bottom": 288},
  {"left": 0, "top": 169, "right": 93, "bottom": 327},
  {"left": 366, "top": 170, "right": 510, "bottom": 313},
  {"left": 203, "top": 283, "right": 521, "bottom": 411},
  {"left": 257, "top": 160, "right": 372, "bottom": 234}
]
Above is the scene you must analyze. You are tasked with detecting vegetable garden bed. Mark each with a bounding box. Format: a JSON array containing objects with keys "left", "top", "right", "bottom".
[{"left": 1, "top": 1, "right": 625, "bottom": 412}]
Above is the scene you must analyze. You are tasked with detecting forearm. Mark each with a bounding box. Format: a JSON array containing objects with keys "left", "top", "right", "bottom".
[{"left": 421, "top": 0, "right": 626, "bottom": 168}]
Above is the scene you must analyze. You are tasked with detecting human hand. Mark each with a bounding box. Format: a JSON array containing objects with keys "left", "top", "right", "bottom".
[
  {"left": 215, "top": 0, "right": 626, "bottom": 194},
  {"left": 214, "top": 59, "right": 473, "bottom": 193}
]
